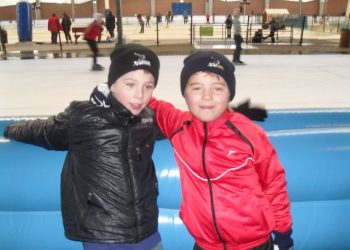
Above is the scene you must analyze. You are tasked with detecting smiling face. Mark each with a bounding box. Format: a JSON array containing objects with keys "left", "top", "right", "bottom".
[
  {"left": 184, "top": 71, "right": 230, "bottom": 122},
  {"left": 110, "top": 69, "right": 155, "bottom": 116}
]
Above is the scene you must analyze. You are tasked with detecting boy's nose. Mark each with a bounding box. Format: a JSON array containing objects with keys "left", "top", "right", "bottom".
[
  {"left": 202, "top": 88, "right": 213, "bottom": 99},
  {"left": 134, "top": 87, "right": 144, "bottom": 99}
]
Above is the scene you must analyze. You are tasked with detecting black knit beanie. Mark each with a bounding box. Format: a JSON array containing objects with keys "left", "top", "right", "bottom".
[
  {"left": 107, "top": 44, "right": 160, "bottom": 88},
  {"left": 180, "top": 51, "right": 236, "bottom": 101}
]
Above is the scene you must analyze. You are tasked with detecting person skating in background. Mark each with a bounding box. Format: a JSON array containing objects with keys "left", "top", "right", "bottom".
[
  {"left": 3, "top": 44, "right": 164, "bottom": 250},
  {"left": 61, "top": 12, "right": 72, "bottom": 44},
  {"left": 264, "top": 17, "right": 278, "bottom": 43},
  {"left": 48, "top": 13, "right": 61, "bottom": 44},
  {"left": 105, "top": 10, "right": 116, "bottom": 41},
  {"left": 84, "top": 13, "right": 104, "bottom": 71},
  {"left": 232, "top": 8, "right": 244, "bottom": 65}
]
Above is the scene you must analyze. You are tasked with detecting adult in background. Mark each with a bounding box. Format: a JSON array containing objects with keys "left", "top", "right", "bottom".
[
  {"left": 137, "top": 14, "right": 145, "bottom": 33},
  {"left": 61, "top": 12, "right": 72, "bottom": 44},
  {"left": 232, "top": 8, "right": 244, "bottom": 65},
  {"left": 84, "top": 13, "right": 104, "bottom": 71},
  {"left": 264, "top": 17, "right": 278, "bottom": 43},
  {"left": 105, "top": 10, "right": 116, "bottom": 41},
  {"left": 0, "top": 25, "right": 8, "bottom": 54},
  {"left": 48, "top": 13, "right": 60, "bottom": 44},
  {"left": 224, "top": 14, "right": 233, "bottom": 38}
]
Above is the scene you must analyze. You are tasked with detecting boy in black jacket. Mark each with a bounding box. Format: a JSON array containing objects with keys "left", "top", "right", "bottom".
[{"left": 4, "top": 44, "right": 164, "bottom": 250}]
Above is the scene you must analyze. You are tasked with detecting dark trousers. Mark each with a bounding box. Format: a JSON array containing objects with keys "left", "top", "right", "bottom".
[
  {"left": 193, "top": 236, "right": 273, "bottom": 250},
  {"left": 233, "top": 34, "right": 242, "bottom": 61},
  {"left": 63, "top": 30, "right": 72, "bottom": 42},
  {"left": 107, "top": 28, "right": 115, "bottom": 38},
  {"left": 51, "top": 32, "right": 58, "bottom": 44},
  {"left": 226, "top": 27, "right": 232, "bottom": 38},
  {"left": 266, "top": 31, "right": 276, "bottom": 43},
  {"left": 86, "top": 39, "right": 98, "bottom": 65}
]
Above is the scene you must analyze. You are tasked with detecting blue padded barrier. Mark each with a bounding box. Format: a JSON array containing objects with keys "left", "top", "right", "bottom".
[
  {"left": 259, "top": 109, "right": 350, "bottom": 131},
  {"left": 269, "top": 128, "right": 350, "bottom": 202},
  {"left": 1, "top": 109, "right": 350, "bottom": 250}
]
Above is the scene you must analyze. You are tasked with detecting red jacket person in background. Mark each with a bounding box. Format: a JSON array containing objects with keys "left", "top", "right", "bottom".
[{"left": 48, "top": 13, "right": 61, "bottom": 44}]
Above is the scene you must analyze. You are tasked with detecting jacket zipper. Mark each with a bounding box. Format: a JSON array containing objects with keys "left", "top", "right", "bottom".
[
  {"left": 123, "top": 126, "right": 139, "bottom": 241},
  {"left": 202, "top": 123, "right": 227, "bottom": 250}
]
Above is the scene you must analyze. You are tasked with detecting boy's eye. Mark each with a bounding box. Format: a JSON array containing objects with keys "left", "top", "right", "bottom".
[
  {"left": 126, "top": 82, "right": 135, "bottom": 87},
  {"left": 192, "top": 86, "right": 201, "bottom": 91},
  {"left": 145, "top": 84, "right": 155, "bottom": 90},
  {"left": 214, "top": 87, "right": 223, "bottom": 91}
]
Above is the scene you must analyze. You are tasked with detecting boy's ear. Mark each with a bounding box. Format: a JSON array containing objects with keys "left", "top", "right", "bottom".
[{"left": 231, "top": 99, "right": 268, "bottom": 122}]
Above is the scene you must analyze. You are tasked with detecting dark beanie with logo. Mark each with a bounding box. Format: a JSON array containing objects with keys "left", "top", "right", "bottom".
[
  {"left": 180, "top": 50, "right": 236, "bottom": 101},
  {"left": 107, "top": 44, "right": 160, "bottom": 88}
]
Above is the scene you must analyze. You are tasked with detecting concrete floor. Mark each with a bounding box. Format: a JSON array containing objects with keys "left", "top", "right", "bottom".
[{"left": 1, "top": 53, "right": 349, "bottom": 117}]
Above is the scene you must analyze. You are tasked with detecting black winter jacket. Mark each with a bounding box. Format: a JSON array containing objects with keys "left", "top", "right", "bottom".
[{"left": 4, "top": 97, "right": 161, "bottom": 243}]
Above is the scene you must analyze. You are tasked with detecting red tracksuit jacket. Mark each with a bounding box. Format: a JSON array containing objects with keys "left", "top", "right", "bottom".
[{"left": 150, "top": 99, "right": 292, "bottom": 250}]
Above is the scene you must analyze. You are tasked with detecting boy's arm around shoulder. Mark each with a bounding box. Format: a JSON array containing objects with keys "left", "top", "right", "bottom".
[
  {"left": 3, "top": 102, "right": 78, "bottom": 150},
  {"left": 148, "top": 97, "right": 189, "bottom": 139}
]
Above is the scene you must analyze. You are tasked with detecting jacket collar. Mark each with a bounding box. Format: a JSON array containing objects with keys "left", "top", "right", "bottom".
[{"left": 107, "top": 93, "right": 146, "bottom": 125}]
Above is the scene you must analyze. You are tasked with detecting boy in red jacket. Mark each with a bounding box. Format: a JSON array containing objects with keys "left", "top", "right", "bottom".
[
  {"left": 84, "top": 13, "right": 104, "bottom": 71},
  {"left": 149, "top": 51, "right": 293, "bottom": 250}
]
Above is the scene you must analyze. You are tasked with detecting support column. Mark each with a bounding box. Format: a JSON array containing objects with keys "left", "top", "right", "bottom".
[
  {"left": 346, "top": 0, "right": 350, "bottom": 23},
  {"left": 150, "top": 0, "right": 155, "bottom": 17},
  {"left": 105, "top": 0, "right": 109, "bottom": 9},
  {"left": 207, "top": 0, "right": 213, "bottom": 16},
  {"left": 71, "top": 0, "right": 75, "bottom": 22},
  {"left": 264, "top": 0, "right": 270, "bottom": 9}
]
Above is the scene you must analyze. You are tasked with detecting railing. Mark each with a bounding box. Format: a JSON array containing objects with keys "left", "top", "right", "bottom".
[{"left": 192, "top": 23, "right": 295, "bottom": 45}]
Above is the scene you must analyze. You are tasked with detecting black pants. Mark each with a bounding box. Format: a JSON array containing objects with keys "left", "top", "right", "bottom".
[
  {"left": 107, "top": 28, "right": 115, "bottom": 38},
  {"left": 51, "top": 32, "right": 58, "bottom": 44},
  {"left": 86, "top": 39, "right": 98, "bottom": 65},
  {"left": 233, "top": 34, "right": 243, "bottom": 61},
  {"left": 63, "top": 30, "right": 72, "bottom": 42},
  {"left": 193, "top": 236, "right": 273, "bottom": 250}
]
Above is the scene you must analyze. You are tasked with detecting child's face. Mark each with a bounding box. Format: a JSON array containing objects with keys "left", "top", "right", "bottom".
[
  {"left": 184, "top": 71, "right": 230, "bottom": 122},
  {"left": 110, "top": 69, "right": 155, "bottom": 115}
]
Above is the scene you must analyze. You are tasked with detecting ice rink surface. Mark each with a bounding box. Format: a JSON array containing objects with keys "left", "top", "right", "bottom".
[{"left": 1, "top": 54, "right": 349, "bottom": 117}]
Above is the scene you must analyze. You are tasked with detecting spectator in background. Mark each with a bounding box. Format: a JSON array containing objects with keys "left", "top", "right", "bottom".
[
  {"left": 206, "top": 13, "right": 210, "bottom": 23},
  {"left": 252, "top": 29, "right": 264, "bottom": 43},
  {"left": 224, "top": 14, "right": 233, "bottom": 38},
  {"left": 61, "top": 12, "right": 72, "bottom": 44},
  {"left": 137, "top": 14, "right": 145, "bottom": 33},
  {"left": 105, "top": 10, "right": 116, "bottom": 41},
  {"left": 0, "top": 25, "right": 8, "bottom": 54},
  {"left": 146, "top": 14, "right": 151, "bottom": 27},
  {"left": 48, "top": 13, "right": 60, "bottom": 44},
  {"left": 183, "top": 10, "right": 188, "bottom": 24},
  {"left": 166, "top": 11, "right": 171, "bottom": 27},
  {"left": 232, "top": 8, "right": 244, "bottom": 65},
  {"left": 156, "top": 12, "right": 162, "bottom": 24},
  {"left": 84, "top": 13, "right": 104, "bottom": 71}
]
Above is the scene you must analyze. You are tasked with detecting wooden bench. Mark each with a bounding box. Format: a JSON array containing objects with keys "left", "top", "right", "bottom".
[
  {"left": 71, "top": 27, "right": 86, "bottom": 44},
  {"left": 71, "top": 26, "right": 102, "bottom": 44}
]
